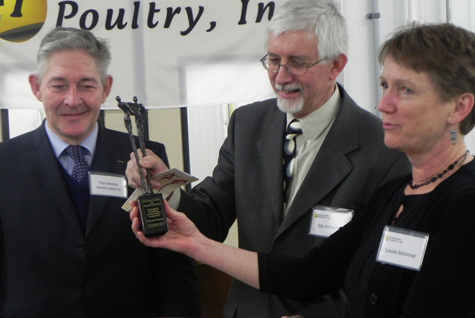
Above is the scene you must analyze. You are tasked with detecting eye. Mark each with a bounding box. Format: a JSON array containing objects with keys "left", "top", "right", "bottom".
[
  {"left": 49, "top": 84, "right": 67, "bottom": 91},
  {"left": 399, "top": 86, "right": 413, "bottom": 95},
  {"left": 79, "top": 84, "right": 97, "bottom": 91},
  {"left": 288, "top": 60, "right": 306, "bottom": 69},
  {"left": 379, "top": 81, "right": 388, "bottom": 90}
]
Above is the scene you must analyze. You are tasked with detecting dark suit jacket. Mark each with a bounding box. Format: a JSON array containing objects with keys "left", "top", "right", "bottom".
[
  {"left": 180, "top": 84, "right": 412, "bottom": 318},
  {"left": 0, "top": 122, "right": 200, "bottom": 318}
]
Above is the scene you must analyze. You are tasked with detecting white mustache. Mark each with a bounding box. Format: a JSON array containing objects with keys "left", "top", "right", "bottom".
[{"left": 275, "top": 83, "right": 302, "bottom": 93}]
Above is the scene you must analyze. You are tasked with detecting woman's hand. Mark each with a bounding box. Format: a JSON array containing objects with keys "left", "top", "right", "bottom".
[
  {"left": 130, "top": 199, "right": 261, "bottom": 289},
  {"left": 129, "top": 199, "right": 202, "bottom": 258}
]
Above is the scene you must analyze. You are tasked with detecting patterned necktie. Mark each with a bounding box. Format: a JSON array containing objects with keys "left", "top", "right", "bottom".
[
  {"left": 66, "top": 145, "right": 89, "bottom": 182},
  {"left": 283, "top": 118, "right": 302, "bottom": 204}
]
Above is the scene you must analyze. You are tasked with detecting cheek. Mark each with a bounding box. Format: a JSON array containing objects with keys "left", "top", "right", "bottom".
[
  {"left": 41, "top": 98, "right": 59, "bottom": 113},
  {"left": 403, "top": 109, "right": 444, "bottom": 140},
  {"left": 268, "top": 75, "right": 276, "bottom": 86}
]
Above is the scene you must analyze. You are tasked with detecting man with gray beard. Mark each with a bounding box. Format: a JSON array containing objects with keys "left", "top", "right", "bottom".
[{"left": 126, "top": 0, "right": 411, "bottom": 317}]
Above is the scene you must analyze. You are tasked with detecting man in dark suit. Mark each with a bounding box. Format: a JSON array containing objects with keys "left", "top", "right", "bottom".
[
  {"left": 127, "top": 0, "right": 411, "bottom": 317},
  {"left": 0, "top": 27, "right": 200, "bottom": 317}
]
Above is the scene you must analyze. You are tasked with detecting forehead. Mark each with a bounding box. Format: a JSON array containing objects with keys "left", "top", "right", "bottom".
[
  {"left": 382, "top": 56, "right": 443, "bottom": 97},
  {"left": 267, "top": 30, "right": 318, "bottom": 58},
  {"left": 43, "top": 50, "right": 101, "bottom": 80},
  {"left": 381, "top": 56, "right": 428, "bottom": 82}
]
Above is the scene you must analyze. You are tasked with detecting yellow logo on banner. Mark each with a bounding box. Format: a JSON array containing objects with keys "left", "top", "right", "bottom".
[{"left": 0, "top": 0, "right": 47, "bottom": 42}]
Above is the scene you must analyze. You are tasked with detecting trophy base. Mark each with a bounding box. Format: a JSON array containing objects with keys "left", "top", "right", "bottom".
[{"left": 137, "top": 193, "right": 169, "bottom": 237}]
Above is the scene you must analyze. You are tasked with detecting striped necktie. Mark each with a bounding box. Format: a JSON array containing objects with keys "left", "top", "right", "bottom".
[{"left": 283, "top": 119, "right": 302, "bottom": 204}]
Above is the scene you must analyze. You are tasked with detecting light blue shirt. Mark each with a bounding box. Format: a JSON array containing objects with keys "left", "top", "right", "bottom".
[{"left": 45, "top": 120, "right": 98, "bottom": 175}]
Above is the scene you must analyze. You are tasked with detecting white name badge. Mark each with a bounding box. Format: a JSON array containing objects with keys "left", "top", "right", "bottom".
[
  {"left": 376, "top": 226, "right": 429, "bottom": 271},
  {"left": 309, "top": 206, "right": 353, "bottom": 238},
  {"left": 89, "top": 172, "right": 128, "bottom": 198}
]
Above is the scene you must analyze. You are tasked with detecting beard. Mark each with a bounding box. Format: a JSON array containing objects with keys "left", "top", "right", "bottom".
[
  {"left": 275, "top": 83, "right": 304, "bottom": 114},
  {"left": 277, "top": 96, "right": 304, "bottom": 114}
]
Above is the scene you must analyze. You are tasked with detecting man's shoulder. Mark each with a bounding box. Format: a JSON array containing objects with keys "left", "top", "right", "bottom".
[
  {"left": 100, "top": 126, "right": 168, "bottom": 163},
  {"left": 232, "top": 98, "right": 281, "bottom": 122},
  {"left": 338, "top": 87, "right": 380, "bottom": 123},
  {"left": 236, "top": 98, "right": 277, "bottom": 112},
  {"left": 101, "top": 127, "right": 165, "bottom": 147},
  {"left": 0, "top": 126, "right": 42, "bottom": 151}
]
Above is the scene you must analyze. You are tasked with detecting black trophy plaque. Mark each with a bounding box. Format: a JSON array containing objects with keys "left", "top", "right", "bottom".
[{"left": 117, "top": 96, "right": 168, "bottom": 237}]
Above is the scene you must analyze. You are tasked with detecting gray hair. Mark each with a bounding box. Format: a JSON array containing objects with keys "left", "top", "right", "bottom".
[
  {"left": 267, "top": 0, "right": 348, "bottom": 61},
  {"left": 36, "top": 27, "right": 111, "bottom": 83}
]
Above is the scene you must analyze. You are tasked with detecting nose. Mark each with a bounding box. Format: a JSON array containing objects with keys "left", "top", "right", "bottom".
[
  {"left": 377, "top": 90, "right": 396, "bottom": 113},
  {"left": 64, "top": 86, "right": 82, "bottom": 106},
  {"left": 274, "top": 64, "right": 293, "bottom": 85}
]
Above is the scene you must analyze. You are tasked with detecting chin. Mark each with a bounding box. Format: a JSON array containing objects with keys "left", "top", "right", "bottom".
[
  {"left": 277, "top": 97, "right": 304, "bottom": 114},
  {"left": 383, "top": 139, "right": 403, "bottom": 152}
]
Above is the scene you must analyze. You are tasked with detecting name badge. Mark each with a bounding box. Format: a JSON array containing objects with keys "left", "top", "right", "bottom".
[
  {"left": 89, "top": 172, "right": 128, "bottom": 198},
  {"left": 309, "top": 206, "right": 353, "bottom": 238},
  {"left": 376, "top": 226, "right": 429, "bottom": 271}
]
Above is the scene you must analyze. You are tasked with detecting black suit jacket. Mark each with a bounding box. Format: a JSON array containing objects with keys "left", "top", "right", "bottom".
[
  {"left": 0, "top": 122, "right": 200, "bottom": 318},
  {"left": 181, "top": 84, "right": 412, "bottom": 318}
]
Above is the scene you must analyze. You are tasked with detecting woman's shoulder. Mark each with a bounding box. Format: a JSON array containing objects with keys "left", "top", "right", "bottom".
[
  {"left": 430, "top": 159, "right": 475, "bottom": 211},
  {"left": 444, "top": 159, "right": 475, "bottom": 193}
]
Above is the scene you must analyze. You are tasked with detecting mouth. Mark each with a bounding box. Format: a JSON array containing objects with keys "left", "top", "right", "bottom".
[
  {"left": 276, "top": 84, "right": 302, "bottom": 98},
  {"left": 382, "top": 122, "right": 398, "bottom": 130},
  {"left": 61, "top": 111, "right": 88, "bottom": 119}
]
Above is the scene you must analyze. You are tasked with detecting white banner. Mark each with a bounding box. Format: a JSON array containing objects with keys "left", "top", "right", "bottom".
[{"left": 0, "top": 0, "right": 277, "bottom": 109}]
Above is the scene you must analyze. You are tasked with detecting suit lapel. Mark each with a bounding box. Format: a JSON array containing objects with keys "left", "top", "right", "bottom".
[
  {"left": 85, "top": 127, "right": 123, "bottom": 237},
  {"left": 25, "top": 125, "right": 83, "bottom": 233},
  {"left": 277, "top": 86, "right": 360, "bottom": 236},
  {"left": 256, "top": 107, "right": 287, "bottom": 225}
]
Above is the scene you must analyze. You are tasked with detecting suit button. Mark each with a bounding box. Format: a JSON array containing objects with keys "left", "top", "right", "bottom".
[
  {"left": 369, "top": 293, "right": 378, "bottom": 304},
  {"left": 78, "top": 244, "right": 85, "bottom": 252},
  {"left": 83, "top": 287, "right": 90, "bottom": 294}
]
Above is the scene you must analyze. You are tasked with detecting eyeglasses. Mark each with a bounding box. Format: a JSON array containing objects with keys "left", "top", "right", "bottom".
[{"left": 260, "top": 54, "right": 327, "bottom": 76}]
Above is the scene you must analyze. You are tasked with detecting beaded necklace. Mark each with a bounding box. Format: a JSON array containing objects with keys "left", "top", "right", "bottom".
[{"left": 409, "top": 150, "right": 470, "bottom": 190}]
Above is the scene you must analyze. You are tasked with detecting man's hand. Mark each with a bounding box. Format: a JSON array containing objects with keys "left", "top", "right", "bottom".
[{"left": 126, "top": 149, "right": 168, "bottom": 189}]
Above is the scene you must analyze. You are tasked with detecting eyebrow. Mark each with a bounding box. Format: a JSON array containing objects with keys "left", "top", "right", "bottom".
[
  {"left": 47, "top": 77, "right": 99, "bottom": 84},
  {"left": 267, "top": 52, "right": 309, "bottom": 61},
  {"left": 379, "top": 77, "right": 420, "bottom": 92}
]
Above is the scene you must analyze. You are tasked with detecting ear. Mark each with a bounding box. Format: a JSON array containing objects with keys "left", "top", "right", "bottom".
[
  {"left": 28, "top": 74, "right": 42, "bottom": 101},
  {"left": 448, "top": 93, "right": 474, "bottom": 125},
  {"left": 101, "top": 75, "right": 113, "bottom": 103},
  {"left": 329, "top": 54, "right": 348, "bottom": 81}
]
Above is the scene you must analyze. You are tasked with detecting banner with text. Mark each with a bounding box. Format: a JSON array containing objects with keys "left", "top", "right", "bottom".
[{"left": 0, "top": 0, "right": 277, "bottom": 109}]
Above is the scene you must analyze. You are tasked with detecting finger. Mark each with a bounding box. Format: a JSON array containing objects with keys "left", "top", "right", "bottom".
[
  {"left": 136, "top": 229, "right": 153, "bottom": 246},
  {"left": 130, "top": 207, "right": 141, "bottom": 233},
  {"left": 163, "top": 199, "right": 181, "bottom": 220},
  {"left": 129, "top": 202, "right": 139, "bottom": 221},
  {"left": 140, "top": 151, "right": 169, "bottom": 172},
  {"left": 126, "top": 153, "right": 146, "bottom": 188},
  {"left": 131, "top": 214, "right": 141, "bottom": 237}
]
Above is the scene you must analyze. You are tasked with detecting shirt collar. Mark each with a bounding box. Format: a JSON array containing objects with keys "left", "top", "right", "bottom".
[
  {"left": 286, "top": 84, "right": 341, "bottom": 142},
  {"left": 45, "top": 120, "right": 98, "bottom": 158}
]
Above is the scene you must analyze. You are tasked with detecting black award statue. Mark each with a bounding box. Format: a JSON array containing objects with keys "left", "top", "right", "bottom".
[{"left": 117, "top": 96, "right": 168, "bottom": 237}]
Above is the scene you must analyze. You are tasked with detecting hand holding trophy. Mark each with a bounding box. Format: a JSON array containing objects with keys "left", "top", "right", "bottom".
[{"left": 116, "top": 96, "right": 168, "bottom": 237}]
